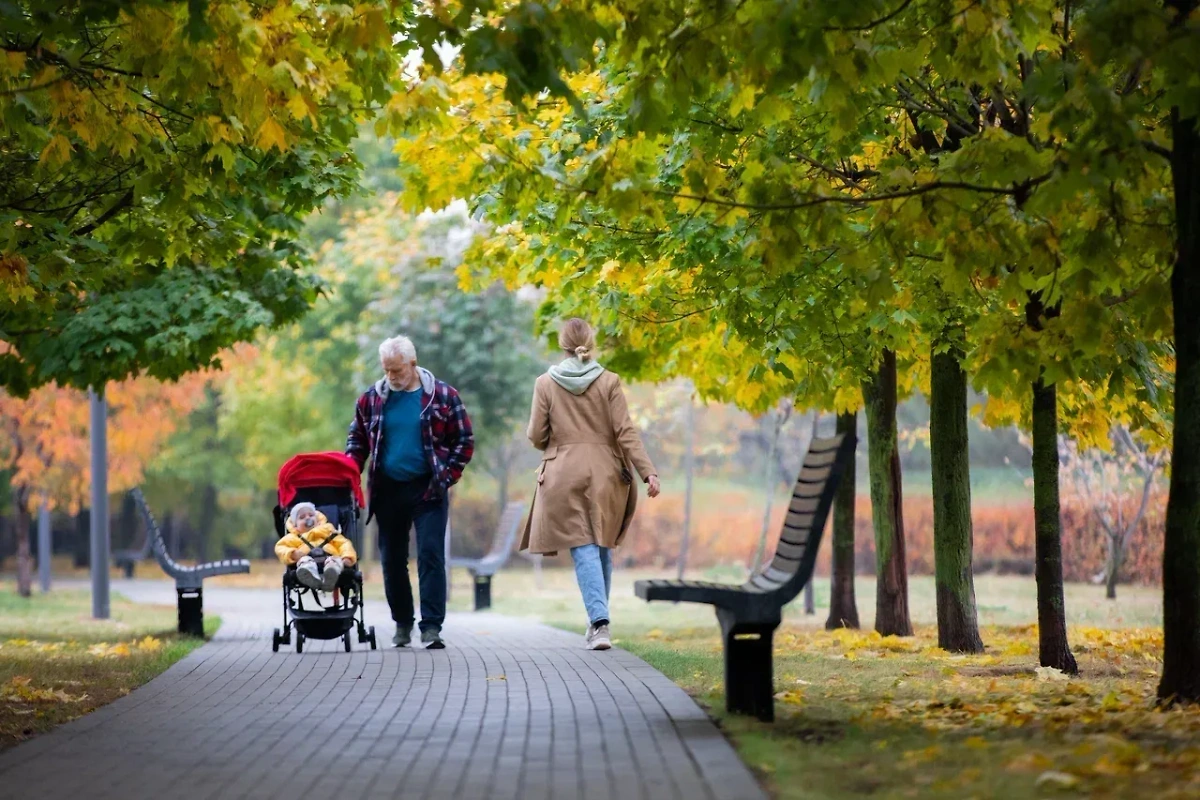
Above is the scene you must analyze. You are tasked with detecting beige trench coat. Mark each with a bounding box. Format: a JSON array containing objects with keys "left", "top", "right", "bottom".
[{"left": 519, "top": 370, "right": 657, "bottom": 556}]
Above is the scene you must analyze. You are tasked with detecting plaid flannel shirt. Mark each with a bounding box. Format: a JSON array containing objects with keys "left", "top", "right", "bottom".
[{"left": 346, "top": 373, "right": 474, "bottom": 512}]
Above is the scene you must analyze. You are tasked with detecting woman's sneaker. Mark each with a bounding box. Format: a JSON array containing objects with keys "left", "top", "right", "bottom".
[
  {"left": 586, "top": 623, "right": 612, "bottom": 651},
  {"left": 421, "top": 626, "right": 445, "bottom": 650},
  {"left": 393, "top": 626, "right": 412, "bottom": 647}
]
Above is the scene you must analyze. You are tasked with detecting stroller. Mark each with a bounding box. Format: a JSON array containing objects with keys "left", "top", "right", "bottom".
[{"left": 271, "top": 452, "right": 377, "bottom": 653}]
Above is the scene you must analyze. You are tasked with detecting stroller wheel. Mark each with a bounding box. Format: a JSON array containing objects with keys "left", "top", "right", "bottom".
[
  {"left": 272, "top": 628, "right": 281, "bottom": 653},
  {"left": 368, "top": 626, "right": 377, "bottom": 650},
  {"left": 343, "top": 631, "right": 352, "bottom": 653},
  {"left": 296, "top": 632, "right": 304, "bottom": 654}
]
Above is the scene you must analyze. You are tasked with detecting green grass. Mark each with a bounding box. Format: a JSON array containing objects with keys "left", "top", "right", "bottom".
[
  {"left": 441, "top": 568, "right": 1164, "bottom": 633},
  {"left": 0, "top": 588, "right": 216, "bottom": 750},
  {"left": 441, "top": 567, "right": 1196, "bottom": 800}
]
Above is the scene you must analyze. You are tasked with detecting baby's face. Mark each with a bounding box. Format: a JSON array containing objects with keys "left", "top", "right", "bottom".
[{"left": 296, "top": 509, "right": 318, "bottom": 532}]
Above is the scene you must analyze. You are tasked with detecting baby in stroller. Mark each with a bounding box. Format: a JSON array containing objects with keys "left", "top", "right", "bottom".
[{"left": 274, "top": 502, "right": 358, "bottom": 592}]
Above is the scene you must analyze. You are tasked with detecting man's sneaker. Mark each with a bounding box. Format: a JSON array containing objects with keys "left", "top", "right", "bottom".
[
  {"left": 393, "top": 626, "right": 412, "bottom": 648},
  {"left": 421, "top": 627, "right": 445, "bottom": 650},
  {"left": 586, "top": 623, "right": 612, "bottom": 651}
]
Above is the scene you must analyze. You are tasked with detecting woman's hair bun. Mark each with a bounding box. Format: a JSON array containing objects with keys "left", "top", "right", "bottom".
[{"left": 560, "top": 318, "right": 596, "bottom": 360}]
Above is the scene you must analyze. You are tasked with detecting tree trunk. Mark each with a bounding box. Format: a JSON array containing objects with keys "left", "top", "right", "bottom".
[
  {"left": 1032, "top": 378, "right": 1078, "bottom": 673},
  {"left": 929, "top": 343, "right": 984, "bottom": 653},
  {"left": 14, "top": 489, "right": 32, "bottom": 598},
  {"left": 862, "top": 349, "right": 912, "bottom": 636},
  {"left": 197, "top": 483, "right": 218, "bottom": 562},
  {"left": 826, "top": 411, "right": 860, "bottom": 630},
  {"left": 166, "top": 513, "right": 179, "bottom": 558},
  {"left": 119, "top": 492, "right": 137, "bottom": 549},
  {"left": 73, "top": 509, "right": 90, "bottom": 568},
  {"left": 1161, "top": 94, "right": 1200, "bottom": 704},
  {"left": 1105, "top": 545, "right": 1121, "bottom": 601}
]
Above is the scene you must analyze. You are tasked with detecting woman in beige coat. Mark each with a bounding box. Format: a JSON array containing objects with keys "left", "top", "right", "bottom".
[{"left": 522, "top": 318, "right": 660, "bottom": 650}]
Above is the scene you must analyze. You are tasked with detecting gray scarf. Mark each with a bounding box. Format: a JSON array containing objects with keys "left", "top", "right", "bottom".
[{"left": 548, "top": 357, "right": 605, "bottom": 395}]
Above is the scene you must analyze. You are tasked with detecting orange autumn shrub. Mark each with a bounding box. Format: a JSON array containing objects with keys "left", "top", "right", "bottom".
[{"left": 615, "top": 490, "right": 1165, "bottom": 585}]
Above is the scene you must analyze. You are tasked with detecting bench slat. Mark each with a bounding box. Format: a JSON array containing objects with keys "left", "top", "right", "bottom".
[
  {"left": 780, "top": 526, "right": 815, "bottom": 546},
  {"left": 808, "top": 435, "right": 845, "bottom": 452},
  {"left": 798, "top": 465, "right": 833, "bottom": 483},
  {"left": 763, "top": 564, "right": 797, "bottom": 583},
  {"left": 772, "top": 540, "right": 807, "bottom": 561},
  {"left": 749, "top": 572, "right": 784, "bottom": 590},
  {"left": 803, "top": 447, "right": 840, "bottom": 467},
  {"left": 784, "top": 510, "right": 815, "bottom": 528}
]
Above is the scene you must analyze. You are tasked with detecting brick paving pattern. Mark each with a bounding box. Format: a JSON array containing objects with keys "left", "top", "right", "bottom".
[{"left": 0, "top": 583, "right": 765, "bottom": 800}]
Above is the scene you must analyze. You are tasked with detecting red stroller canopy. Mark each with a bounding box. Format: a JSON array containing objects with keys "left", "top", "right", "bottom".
[{"left": 278, "top": 452, "right": 365, "bottom": 509}]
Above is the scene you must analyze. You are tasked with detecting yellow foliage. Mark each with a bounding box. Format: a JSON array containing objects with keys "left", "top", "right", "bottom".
[
  {"left": 87, "top": 642, "right": 133, "bottom": 658},
  {"left": 1, "top": 676, "right": 87, "bottom": 704},
  {"left": 255, "top": 116, "right": 289, "bottom": 152},
  {"left": 136, "top": 636, "right": 164, "bottom": 653},
  {"left": 38, "top": 134, "right": 73, "bottom": 167}
]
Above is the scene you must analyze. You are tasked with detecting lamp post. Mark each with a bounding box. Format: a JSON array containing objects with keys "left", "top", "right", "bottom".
[
  {"left": 37, "top": 502, "right": 51, "bottom": 593},
  {"left": 90, "top": 387, "right": 110, "bottom": 619}
]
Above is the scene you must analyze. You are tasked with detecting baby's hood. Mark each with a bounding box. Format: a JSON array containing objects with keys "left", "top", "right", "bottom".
[{"left": 285, "top": 510, "right": 330, "bottom": 537}]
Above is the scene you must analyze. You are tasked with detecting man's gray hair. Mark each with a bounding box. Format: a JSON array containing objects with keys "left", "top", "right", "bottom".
[{"left": 378, "top": 335, "right": 417, "bottom": 364}]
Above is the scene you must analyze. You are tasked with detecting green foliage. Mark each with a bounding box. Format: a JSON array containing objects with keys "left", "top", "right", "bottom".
[
  {"left": 363, "top": 211, "right": 547, "bottom": 453},
  {"left": 0, "top": 0, "right": 403, "bottom": 392},
  {"left": 388, "top": 0, "right": 1181, "bottom": 447}
]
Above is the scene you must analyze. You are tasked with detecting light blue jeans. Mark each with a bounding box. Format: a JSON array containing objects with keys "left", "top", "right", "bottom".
[{"left": 570, "top": 544, "right": 613, "bottom": 626}]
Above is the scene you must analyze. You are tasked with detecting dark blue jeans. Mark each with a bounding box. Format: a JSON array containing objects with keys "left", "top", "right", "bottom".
[{"left": 374, "top": 474, "right": 448, "bottom": 632}]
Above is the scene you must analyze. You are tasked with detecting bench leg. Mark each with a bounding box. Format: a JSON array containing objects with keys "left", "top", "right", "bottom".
[
  {"left": 717, "top": 608, "right": 780, "bottom": 722},
  {"left": 177, "top": 588, "right": 204, "bottom": 637},
  {"left": 123, "top": 562, "right": 134, "bottom": 579},
  {"left": 473, "top": 574, "right": 492, "bottom": 611}
]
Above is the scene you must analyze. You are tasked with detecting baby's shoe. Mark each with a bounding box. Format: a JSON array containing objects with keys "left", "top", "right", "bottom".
[
  {"left": 295, "top": 556, "right": 321, "bottom": 589},
  {"left": 320, "top": 557, "right": 343, "bottom": 592}
]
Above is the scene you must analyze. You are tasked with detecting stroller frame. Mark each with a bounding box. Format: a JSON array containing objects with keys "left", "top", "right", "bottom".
[{"left": 272, "top": 484, "right": 377, "bottom": 653}]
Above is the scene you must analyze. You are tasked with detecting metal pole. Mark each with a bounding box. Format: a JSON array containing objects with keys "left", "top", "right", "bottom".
[
  {"left": 89, "top": 388, "right": 110, "bottom": 619},
  {"left": 678, "top": 386, "right": 695, "bottom": 580},
  {"left": 37, "top": 501, "right": 51, "bottom": 593}
]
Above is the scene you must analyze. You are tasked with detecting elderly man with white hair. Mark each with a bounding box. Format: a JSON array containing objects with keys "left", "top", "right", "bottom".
[{"left": 346, "top": 335, "right": 474, "bottom": 649}]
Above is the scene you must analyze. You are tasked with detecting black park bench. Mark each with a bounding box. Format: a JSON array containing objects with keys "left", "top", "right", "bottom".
[
  {"left": 113, "top": 527, "right": 153, "bottom": 579},
  {"left": 448, "top": 500, "right": 526, "bottom": 611},
  {"left": 634, "top": 432, "right": 856, "bottom": 722},
  {"left": 131, "top": 488, "right": 251, "bottom": 637}
]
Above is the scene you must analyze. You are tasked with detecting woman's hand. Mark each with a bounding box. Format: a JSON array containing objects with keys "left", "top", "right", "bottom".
[{"left": 646, "top": 475, "right": 661, "bottom": 498}]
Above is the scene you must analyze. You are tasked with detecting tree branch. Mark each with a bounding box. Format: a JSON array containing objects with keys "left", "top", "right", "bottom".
[
  {"left": 72, "top": 188, "right": 134, "bottom": 237},
  {"left": 824, "top": 0, "right": 915, "bottom": 31},
  {"left": 660, "top": 172, "right": 1053, "bottom": 211}
]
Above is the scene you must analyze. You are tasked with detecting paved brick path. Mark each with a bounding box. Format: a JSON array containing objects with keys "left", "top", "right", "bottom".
[{"left": 0, "top": 582, "right": 765, "bottom": 800}]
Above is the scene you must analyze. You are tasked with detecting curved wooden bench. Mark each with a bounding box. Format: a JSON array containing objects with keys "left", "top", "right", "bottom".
[
  {"left": 131, "top": 488, "right": 251, "bottom": 636},
  {"left": 635, "top": 432, "right": 856, "bottom": 721},
  {"left": 449, "top": 501, "right": 526, "bottom": 610}
]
